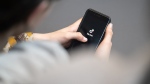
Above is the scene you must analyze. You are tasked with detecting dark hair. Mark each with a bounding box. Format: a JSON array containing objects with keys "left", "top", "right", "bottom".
[{"left": 0, "top": 0, "right": 52, "bottom": 33}]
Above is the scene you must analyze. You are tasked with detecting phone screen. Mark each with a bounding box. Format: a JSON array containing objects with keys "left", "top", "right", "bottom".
[{"left": 69, "top": 9, "right": 111, "bottom": 50}]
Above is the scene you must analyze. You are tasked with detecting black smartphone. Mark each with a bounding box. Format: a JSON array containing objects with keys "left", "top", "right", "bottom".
[{"left": 68, "top": 9, "right": 111, "bottom": 51}]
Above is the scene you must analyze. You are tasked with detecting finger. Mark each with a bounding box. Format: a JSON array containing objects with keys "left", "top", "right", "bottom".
[
  {"left": 96, "top": 40, "right": 112, "bottom": 60},
  {"left": 96, "top": 23, "right": 113, "bottom": 60},
  {"left": 99, "top": 23, "right": 113, "bottom": 56},
  {"left": 66, "top": 32, "right": 88, "bottom": 42},
  {"left": 69, "top": 18, "right": 82, "bottom": 32},
  {"left": 96, "top": 43, "right": 112, "bottom": 60},
  {"left": 102, "top": 23, "right": 113, "bottom": 43}
]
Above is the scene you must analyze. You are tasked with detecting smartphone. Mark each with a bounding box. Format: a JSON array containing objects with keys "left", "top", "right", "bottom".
[{"left": 68, "top": 9, "right": 111, "bottom": 51}]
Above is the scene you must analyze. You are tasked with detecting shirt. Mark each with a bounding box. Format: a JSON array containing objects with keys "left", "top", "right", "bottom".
[
  {"left": 0, "top": 41, "right": 69, "bottom": 84},
  {"left": 3, "top": 32, "right": 33, "bottom": 53}
]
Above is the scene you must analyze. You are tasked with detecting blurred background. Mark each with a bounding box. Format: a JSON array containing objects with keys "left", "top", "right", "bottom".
[{"left": 34, "top": 0, "right": 150, "bottom": 55}]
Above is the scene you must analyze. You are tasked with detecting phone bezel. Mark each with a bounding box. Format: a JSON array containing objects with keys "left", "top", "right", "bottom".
[
  {"left": 77, "top": 8, "right": 111, "bottom": 50},
  {"left": 68, "top": 8, "right": 111, "bottom": 52}
]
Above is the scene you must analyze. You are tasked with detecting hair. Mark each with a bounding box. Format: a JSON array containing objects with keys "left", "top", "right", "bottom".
[{"left": 0, "top": 0, "right": 53, "bottom": 33}]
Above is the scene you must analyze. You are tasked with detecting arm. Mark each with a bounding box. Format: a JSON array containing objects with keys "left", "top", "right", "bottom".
[
  {"left": 4, "top": 19, "right": 87, "bottom": 52},
  {"left": 32, "top": 19, "right": 113, "bottom": 60},
  {"left": 4, "top": 19, "right": 113, "bottom": 60}
]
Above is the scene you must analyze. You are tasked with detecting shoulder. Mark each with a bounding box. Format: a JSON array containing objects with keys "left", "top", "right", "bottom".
[
  {"left": 0, "top": 41, "right": 70, "bottom": 84},
  {"left": 10, "top": 41, "right": 70, "bottom": 62}
]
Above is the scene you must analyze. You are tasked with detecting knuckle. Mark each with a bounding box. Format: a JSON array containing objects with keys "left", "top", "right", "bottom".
[
  {"left": 108, "top": 30, "right": 113, "bottom": 36},
  {"left": 111, "top": 31, "right": 114, "bottom": 35},
  {"left": 77, "top": 32, "right": 82, "bottom": 36},
  {"left": 107, "top": 28, "right": 113, "bottom": 35},
  {"left": 110, "top": 42, "right": 112, "bottom": 46},
  {"left": 65, "top": 33, "right": 70, "bottom": 40},
  {"left": 78, "top": 33, "right": 84, "bottom": 39}
]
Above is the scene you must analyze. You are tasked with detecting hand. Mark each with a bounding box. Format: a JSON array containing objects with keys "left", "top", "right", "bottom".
[
  {"left": 96, "top": 23, "right": 113, "bottom": 60},
  {"left": 32, "top": 19, "right": 88, "bottom": 47}
]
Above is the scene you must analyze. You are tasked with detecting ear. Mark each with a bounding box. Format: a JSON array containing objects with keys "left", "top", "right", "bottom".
[{"left": 27, "top": 2, "right": 48, "bottom": 27}]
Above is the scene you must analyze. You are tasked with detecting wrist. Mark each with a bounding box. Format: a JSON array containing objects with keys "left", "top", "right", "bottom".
[{"left": 32, "top": 33, "right": 48, "bottom": 41}]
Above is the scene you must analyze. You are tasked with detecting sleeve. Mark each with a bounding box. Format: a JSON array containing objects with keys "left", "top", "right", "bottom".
[
  {"left": 0, "top": 41, "right": 69, "bottom": 84},
  {"left": 3, "top": 32, "right": 33, "bottom": 53}
]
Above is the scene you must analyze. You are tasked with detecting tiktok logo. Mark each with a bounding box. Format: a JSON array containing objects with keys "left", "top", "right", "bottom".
[{"left": 87, "top": 29, "right": 94, "bottom": 37}]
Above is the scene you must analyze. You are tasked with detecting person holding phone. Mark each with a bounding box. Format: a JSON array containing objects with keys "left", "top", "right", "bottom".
[{"left": 0, "top": 0, "right": 113, "bottom": 83}]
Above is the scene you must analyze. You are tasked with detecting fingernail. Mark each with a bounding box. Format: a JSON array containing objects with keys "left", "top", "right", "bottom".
[
  {"left": 83, "top": 37, "right": 88, "bottom": 42},
  {"left": 109, "top": 23, "right": 113, "bottom": 29}
]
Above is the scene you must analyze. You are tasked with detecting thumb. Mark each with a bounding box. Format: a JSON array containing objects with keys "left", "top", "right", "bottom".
[
  {"left": 66, "top": 32, "right": 88, "bottom": 42},
  {"left": 69, "top": 18, "right": 82, "bottom": 32}
]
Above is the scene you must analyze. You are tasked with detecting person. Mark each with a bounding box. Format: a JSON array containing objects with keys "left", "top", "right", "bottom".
[{"left": 0, "top": 0, "right": 113, "bottom": 83}]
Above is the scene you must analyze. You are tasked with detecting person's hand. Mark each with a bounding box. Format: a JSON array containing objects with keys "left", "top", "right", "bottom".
[
  {"left": 96, "top": 23, "right": 113, "bottom": 60},
  {"left": 32, "top": 19, "right": 88, "bottom": 47}
]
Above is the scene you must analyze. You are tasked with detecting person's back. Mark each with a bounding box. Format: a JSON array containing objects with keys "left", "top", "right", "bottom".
[{"left": 0, "top": 41, "right": 70, "bottom": 84}]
